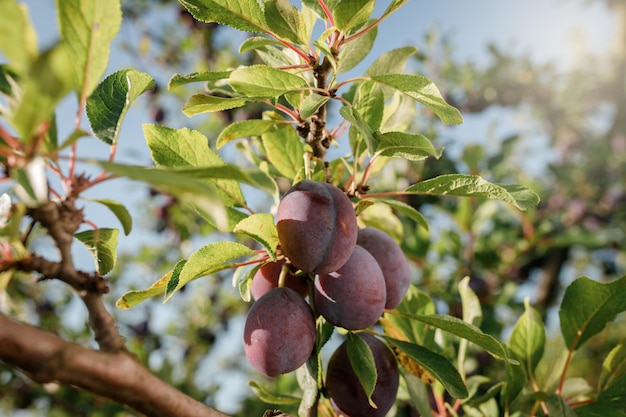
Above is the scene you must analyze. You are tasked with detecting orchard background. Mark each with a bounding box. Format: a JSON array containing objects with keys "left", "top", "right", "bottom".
[{"left": 0, "top": 1, "right": 625, "bottom": 416}]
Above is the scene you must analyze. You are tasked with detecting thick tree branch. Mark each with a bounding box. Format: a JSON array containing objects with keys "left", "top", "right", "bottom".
[{"left": 0, "top": 313, "right": 229, "bottom": 417}]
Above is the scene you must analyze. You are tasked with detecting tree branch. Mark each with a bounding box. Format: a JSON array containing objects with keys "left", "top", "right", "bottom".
[{"left": 0, "top": 313, "right": 229, "bottom": 417}]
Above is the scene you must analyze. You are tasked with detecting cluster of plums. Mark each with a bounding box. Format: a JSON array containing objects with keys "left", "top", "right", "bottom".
[{"left": 243, "top": 180, "right": 410, "bottom": 416}]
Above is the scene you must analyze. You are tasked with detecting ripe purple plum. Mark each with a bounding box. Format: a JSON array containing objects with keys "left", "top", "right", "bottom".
[
  {"left": 326, "top": 333, "right": 399, "bottom": 417},
  {"left": 250, "top": 259, "right": 309, "bottom": 300},
  {"left": 314, "top": 245, "right": 386, "bottom": 330},
  {"left": 243, "top": 287, "right": 316, "bottom": 377},
  {"left": 357, "top": 227, "right": 411, "bottom": 309},
  {"left": 276, "top": 180, "right": 357, "bottom": 274}
]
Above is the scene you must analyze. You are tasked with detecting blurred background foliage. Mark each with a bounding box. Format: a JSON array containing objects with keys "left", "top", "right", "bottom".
[{"left": 1, "top": 0, "right": 625, "bottom": 415}]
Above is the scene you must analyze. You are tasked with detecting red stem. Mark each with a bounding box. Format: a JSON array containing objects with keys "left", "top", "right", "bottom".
[{"left": 318, "top": 0, "right": 335, "bottom": 26}]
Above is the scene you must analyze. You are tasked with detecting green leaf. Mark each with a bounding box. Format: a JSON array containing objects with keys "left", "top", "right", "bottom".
[
  {"left": 459, "top": 276, "right": 482, "bottom": 328},
  {"left": 404, "top": 374, "right": 435, "bottom": 417},
  {"left": 240, "top": 37, "right": 297, "bottom": 67},
  {"left": 336, "top": 21, "right": 377, "bottom": 74},
  {"left": 86, "top": 69, "right": 155, "bottom": 145},
  {"left": 379, "top": 0, "right": 408, "bottom": 22},
  {"left": 0, "top": 65, "right": 17, "bottom": 96},
  {"left": 353, "top": 81, "right": 385, "bottom": 135},
  {"left": 229, "top": 65, "right": 308, "bottom": 98},
  {"left": 263, "top": 0, "right": 307, "bottom": 45},
  {"left": 369, "top": 74, "right": 463, "bottom": 125},
  {"left": 11, "top": 44, "right": 74, "bottom": 143},
  {"left": 74, "top": 228, "right": 118, "bottom": 275},
  {"left": 365, "top": 46, "right": 416, "bottom": 77},
  {"left": 405, "top": 174, "right": 540, "bottom": 211},
  {"left": 90, "top": 199, "right": 132, "bottom": 236},
  {"left": 116, "top": 260, "right": 186, "bottom": 309},
  {"left": 384, "top": 337, "right": 468, "bottom": 399},
  {"left": 334, "top": 0, "right": 375, "bottom": 34},
  {"left": 299, "top": 93, "right": 331, "bottom": 119},
  {"left": 340, "top": 106, "right": 378, "bottom": 156},
  {"left": 183, "top": 94, "right": 248, "bottom": 116},
  {"left": 249, "top": 381, "right": 300, "bottom": 405},
  {"left": 559, "top": 275, "right": 626, "bottom": 351},
  {"left": 233, "top": 213, "right": 279, "bottom": 261},
  {"left": 302, "top": 0, "right": 338, "bottom": 19},
  {"left": 347, "top": 333, "right": 378, "bottom": 407},
  {"left": 179, "top": 0, "right": 266, "bottom": 33},
  {"left": 165, "top": 241, "right": 253, "bottom": 301},
  {"left": 261, "top": 124, "right": 305, "bottom": 178},
  {"left": 57, "top": 0, "right": 121, "bottom": 97},
  {"left": 216, "top": 119, "right": 279, "bottom": 149},
  {"left": 0, "top": 1, "right": 38, "bottom": 75},
  {"left": 144, "top": 124, "right": 246, "bottom": 207},
  {"left": 577, "top": 401, "right": 626, "bottom": 417},
  {"left": 375, "top": 131, "right": 442, "bottom": 161},
  {"left": 599, "top": 343, "right": 626, "bottom": 391},
  {"left": 297, "top": 362, "right": 320, "bottom": 416},
  {"left": 509, "top": 298, "right": 545, "bottom": 374},
  {"left": 368, "top": 198, "right": 429, "bottom": 231},
  {"left": 168, "top": 70, "right": 231, "bottom": 90},
  {"left": 545, "top": 395, "right": 578, "bottom": 417}
]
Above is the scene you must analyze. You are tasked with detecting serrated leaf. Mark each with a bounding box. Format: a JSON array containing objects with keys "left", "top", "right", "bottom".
[
  {"left": 57, "top": 0, "right": 121, "bottom": 97},
  {"left": 347, "top": 333, "right": 378, "bottom": 408},
  {"left": 302, "top": 0, "right": 338, "bottom": 19},
  {"left": 183, "top": 94, "right": 248, "bottom": 116},
  {"left": 90, "top": 199, "right": 132, "bottom": 235},
  {"left": 216, "top": 119, "right": 279, "bottom": 149},
  {"left": 230, "top": 65, "right": 307, "bottom": 98},
  {"left": 165, "top": 241, "right": 253, "bottom": 301},
  {"left": 405, "top": 174, "right": 540, "bottom": 211},
  {"left": 74, "top": 228, "right": 118, "bottom": 275},
  {"left": 509, "top": 298, "right": 545, "bottom": 374},
  {"left": 11, "top": 44, "right": 74, "bottom": 143},
  {"left": 249, "top": 381, "right": 300, "bottom": 405},
  {"left": 559, "top": 275, "right": 626, "bottom": 351},
  {"left": 353, "top": 81, "right": 384, "bottom": 134},
  {"left": 240, "top": 37, "right": 297, "bottom": 67},
  {"left": 384, "top": 337, "right": 468, "bottom": 399},
  {"left": 375, "top": 131, "right": 442, "bottom": 161},
  {"left": 369, "top": 74, "right": 463, "bottom": 125},
  {"left": 299, "top": 93, "right": 331, "bottom": 119},
  {"left": 115, "top": 260, "right": 186, "bottom": 309},
  {"left": 168, "top": 70, "right": 231, "bottom": 90},
  {"left": 334, "top": 0, "right": 375, "bottom": 34},
  {"left": 261, "top": 123, "right": 305, "bottom": 178},
  {"left": 86, "top": 69, "right": 155, "bottom": 145},
  {"left": 365, "top": 46, "right": 416, "bottom": 77},
  {"left": 179, "top": 0, "right": 266, "bottom": 33},
  {"left": 236, "top": 262, "right": 262, "bottom": 302},
  {"left": 380, "top": 0, "right": 408, "bottom": 20},
  {"left": 234, "top": 213, "right": 278, "bottom": 260},
  {"left": 0, "top": 1, "right": 37, "bottom": 75},
  {"left": 144, "top": 124, "right": 246, "bottom": 207},
  {"left": 263, "top": 0, "right": 307, "bottom": 45},
  {"left": 336, "top": 21, "right": 377, "bottom": 74}
]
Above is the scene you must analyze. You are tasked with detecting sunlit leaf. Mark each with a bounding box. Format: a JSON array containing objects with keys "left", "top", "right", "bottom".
[
  {"left": 261, "top": 123, "right": 305, "bottom": 179},
  {"left": 74, "top": 228, "right": 118, "bottom": 275},
  {"left": 509, "top": 298, "right": 545, "bottom": 374},
  {"left": 375, "top": 131, "right": 442, "bottom": 161},
  {"left": 333, "top": 0, "right": 375, "bottom": 34},
  {"left": 179, "top": 0, "right": 266, "bottom": 33},
  {"left": 183, "top": 94, "right": 248, "bottom": 116},
  {"left": 230, "top": 65, "right": 307, "bottom": 98},
  {"left": 216, "top": 119, "right": 279, "bottom": 149},
  {"left": 347, "top": 333, "right": 378, "bottom": 407},
  {"left": 233, "top": 213, "right": 279, "bottom": 260},
  {"left": 336, "top": 22, "right": 377, "bottom": 74},
  {"left": 90, "top": 199, "right": 132, "bottom": 236},
  {"left": 249, "top": 381, "right": 300, "bottom": 405},
  {"left": 0, "top": 1, "right": 37, "bottom": 75},
  {"left": 115, "top": 260, "right": 186, "bottom": 309},
  {"left": 168, "top": 70, "right": 231, "bottom": 90}
]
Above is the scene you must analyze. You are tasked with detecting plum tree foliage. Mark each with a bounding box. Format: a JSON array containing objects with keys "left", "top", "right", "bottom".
[{"left": 0, "top": 0, "right": 625, "bottom": 416}]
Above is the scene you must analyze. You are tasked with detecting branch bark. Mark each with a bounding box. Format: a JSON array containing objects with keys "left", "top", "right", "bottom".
[{"left": 0, "top": 313, "right": 229, "bottom": 417}]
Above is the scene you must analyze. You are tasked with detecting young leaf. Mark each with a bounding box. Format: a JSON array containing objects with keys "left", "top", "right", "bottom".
[
  {"left": 263, "top": 0, "right": 307, "bottom": 45},
  {"left": 299, "top": 93, "right": 331, "bottom": 119},
  {"left": 333, "top": 0, "right": 375, "bottom": 34},
  {"left": 249, "top": 381, "right": 300, "bottom": 405},
  {"left": 115, "top": 260, "right": 186, "bottom": 309},
  {"left": 229, "top": 65, "right": 307, "bottom": 98},
  {"left": 261, "top": 124, "right": 305, "bottom": 179},
  {"left": 405, "top": 174, "right": 540, "bottom": 211},
  {"left": 183, "top": 94, "right": 248, "bottom": 116},
  {"left": 559, "top": 275, "right": 626, "bottom": 351},
  {"left": 233, "top": 213, "right": 279, "bottom": 260},
  {"left": 509, "top": 298, "right": 545, "bottom": 374},
  {"left": 384, "top": 336, "right": 468, "bottom": 399},
  {"left": 165, "top": 241, "right": 253, "bottom": 301},
  {"left": 336, "top": 22, "right": 377, "bottom": 74},
  {"left": 86, "top": 69, "right": 155, "bottom": 145},
  {"left": 0, "top": 0, "right": 38, "bottom": 75},
  {"left": 90, "top": 199, "right": 133, "bottom": 236},
  {"left": 179, "top": 0, "right": 266, "bottom": 34},
  {"left": 57, "top": 0, "right": 121, "bottom": 97},
  {"left": 347, "top": 333, "right": 378, "bottom": 408},
  {"left": 369, "top": 74, "right": 463, "bottom": 125},
  {"left": 375, "top": 131, "right": 442, "bottom": 161},
  {"left": 74, "top": 228, "right": 118, "bottom": 275},
  {"left": 144, "top": 124, "right": 246, "bottom": 207},
  {"left": 216, "top": 119, "right": 279, "bottom": 149},
  {"left": 168, "top": 70, "right": 231, "bottom": 90}
]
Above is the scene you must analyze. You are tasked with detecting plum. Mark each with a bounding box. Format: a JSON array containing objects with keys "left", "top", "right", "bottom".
[
  {"left": 357, "top": 227, "right": 411, "bottom": 309},
  {"left": 250, "top": 259, "right": 309, "bottom": 300},
  {"left": 326, "top": 333, "right": 399, "bottom": 417},
  {"left": 276, "top": 180, "right": 357, "bottom": 274},
  {"left": 243, "top": 287, "right": 316, "bottom": 377},
  {"left": 314, "top": 245, "right": 386, "bottom": 330}
]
